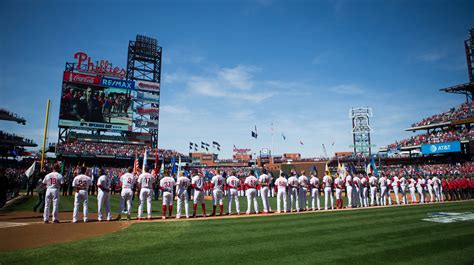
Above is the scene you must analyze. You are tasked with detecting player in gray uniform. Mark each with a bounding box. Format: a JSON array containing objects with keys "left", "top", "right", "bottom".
[{"left": 176, "top": 172, "right": 191, "bottom": 219}]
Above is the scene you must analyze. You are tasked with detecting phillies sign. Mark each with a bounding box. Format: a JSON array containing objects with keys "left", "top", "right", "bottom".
[
  {"left": 74, "top": 51, "right": 126, "bottom": 79},
  {"left": 63, "top": 71, "right": 101, "bottom": 85}
]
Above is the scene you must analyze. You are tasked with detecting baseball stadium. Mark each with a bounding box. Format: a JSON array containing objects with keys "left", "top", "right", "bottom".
[{"left": 1, "top": 1, "right": 474, "bottom": 265}]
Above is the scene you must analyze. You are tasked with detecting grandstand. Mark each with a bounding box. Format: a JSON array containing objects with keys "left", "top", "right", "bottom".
[{"left": 0, "top": 108, "right": 37, "bottom": 159}]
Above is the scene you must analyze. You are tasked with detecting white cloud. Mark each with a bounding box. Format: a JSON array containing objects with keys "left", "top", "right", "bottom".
[
  {"left": 161, "top": 105, "right": 191, "bottom": 115},
  {"left": 329, "top": 84, "right": 364, "bottom": 95},
  {"left": 417, "top": 52, "right": 445, "bottom": 63}
]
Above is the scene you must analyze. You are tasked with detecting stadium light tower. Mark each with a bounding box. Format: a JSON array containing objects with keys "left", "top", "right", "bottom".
[{"left": 350, "top": 107, "right": 373, "bottom": 156}]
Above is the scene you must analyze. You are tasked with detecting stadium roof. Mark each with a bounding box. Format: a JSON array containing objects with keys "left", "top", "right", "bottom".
[
  {"left": 440, "top": 82, "right": 474, "bottom": 101},
  {"left": 0, "top": 108, "right": 26, "bottom": 125}
]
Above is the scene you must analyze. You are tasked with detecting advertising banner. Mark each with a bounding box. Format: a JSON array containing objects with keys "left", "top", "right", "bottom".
[
  {"left": 136, "top": 106, "right": 159, "bottom": 115},
  {"left": 100, "top": 76, "right": 135, "bottom": 90},
  {"left": 136, "top": 91, "right": 160, "bottom": 103},
  {"left": 63, "top": 71, "right": 101, "bottom": 85},
  {"left": 134, "top": 119, "right": 159, "bottom": 128},
  {"left": 421, "top": 141, "right": 461, "bottom": 155},
  {"left": 135, "top": 80, "right": 160, "bottom": 92}
]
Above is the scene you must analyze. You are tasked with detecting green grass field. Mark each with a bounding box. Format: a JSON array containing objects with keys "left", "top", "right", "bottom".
[{"left": 0, "top": 198, "right": 473, "bottom": 264}]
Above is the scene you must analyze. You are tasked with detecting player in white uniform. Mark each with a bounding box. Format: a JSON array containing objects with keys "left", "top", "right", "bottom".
[
  {"left": 226, "top": 171, "right": 241, "bottom": 215},
  {"left": 287, "top": 173, "right": 299, "bottom": 212},
  {"left": 432, "top": 175, "right": 441, "bottom": 202},
  {"left": 176, "top": 172, "right": 191, "bottom": 219},
  {"left": 334, "top": 174, "right": 343, "bottom": 209},
  {"left": 274, "top": 173, "right": 288, "bottom": 213},
  {"left": 211, "top": 170, "right": 225, "bottom": 216},
  {"left": 309, "top": 174, "right": 320, "bottom": 211},
  {"left": 191, "top": 170, "right": 207, "bottom": 218},
  {"left": 42, "top": 164, "right": 64, "bottom": 223},
  {"left": 416, "top": 176, "right": 425, "bottom": 204},
  {"left": 97, "top": 168, "right": 112, "bottom": 221},
  {"left": 345, "top": 173, "right": 354, "bottom": 208},
  {"left": 72, "top": 167, "right": 92, "bottom": 223},
  {"left": 245, "top": 170, "right": 259, "bottom": 214},
  {"left": 298, "top": 171, "right": 309, "bottom": 211},
  {"left": 408, "top": 176, "right": 417, "bottom": 203},
  {"left": 399, "top": 175, "right": 407, "bottom": 205},
  {"left": 352, "top": 174, "right": 361, "bottom": 208},
  {"left": 118, "top": 167, "right": 135, "bottom": 220},
  {"left": 391, "top": 175, "right": 400, "bottom": 205},
  {"left": 360, "top": 175, "right": 369, "bottom": 207},
  {"left": 378, "top": 174, "right": 388, "bottom": 206},
  {"left": 322, "top": 173, "right": 334, "bottom": 210},
  {"left": 259, "top": 169, "right": 271, "bottom": 213},
  {"left": 160, "top": 172, "right": 176, "bottom": 219},
  {"left": 426, "top": 176, "right": 434, "bottom": 203},
  {"left": 369, "top": 174, "right": 378, "bottom": 206},
  {"left": 137, "top": 166, "right": 155, "bottom": 220}
]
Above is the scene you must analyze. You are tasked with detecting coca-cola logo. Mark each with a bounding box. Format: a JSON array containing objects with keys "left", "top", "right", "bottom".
[{"left": 73, "top": 75, "right": 95, "bottom": 84}]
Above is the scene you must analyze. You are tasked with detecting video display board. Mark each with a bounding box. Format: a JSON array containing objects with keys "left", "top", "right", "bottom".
[{"left": 59, "top": 72, "right": 133, "bottom": 131}]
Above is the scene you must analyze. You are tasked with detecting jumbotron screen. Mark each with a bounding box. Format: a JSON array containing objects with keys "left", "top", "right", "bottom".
[{"left": 58, "top": 72, "right": 133, "bottom": 131}]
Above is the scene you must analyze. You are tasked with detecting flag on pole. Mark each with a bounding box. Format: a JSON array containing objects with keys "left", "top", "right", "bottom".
[
  {"left": 142, "top": 148, "right": 148, "bottom": 174},
  {"left": 25, "top": 162, "right": 36, "bottom": 178},
  {"left": 133, "top": 152, "right": 140, "bottom": 175},
  {"left": 282, "top": 133, "right": 286, "bottom": 140},
  {"left": 325, "top": 163, "right": 331, "bottom": 177},
  {"left": 177, "top": 156, "right": 182, "bottom": 177},
  {"left": 171, "top": 156, "right": 177, "bottom": 175},
  {"left": 299, "top": 140, "right": 304, "bottom": 145},
  {"left": 251, "top": 125, "right": 258, "bottom": 139},
  {"left": 371, "top": 156, "right": 378, "bottom": 177}
]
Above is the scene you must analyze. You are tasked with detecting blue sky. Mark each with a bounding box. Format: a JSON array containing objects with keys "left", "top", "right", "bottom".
[{"left": 1, "top": 0, "right": 473, "bottom": 158}]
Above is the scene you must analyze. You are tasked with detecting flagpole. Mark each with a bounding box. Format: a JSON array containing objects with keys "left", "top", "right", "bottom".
[
  {"left": 271, "top": 122, "right": 274, "bottom": 158},
  {"left": 40, "top": 99, "right": 51, "bottom": 172}
]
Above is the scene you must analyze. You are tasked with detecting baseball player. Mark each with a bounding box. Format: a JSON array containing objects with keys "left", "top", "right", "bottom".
[
  {"left": 322, "top": 172, "right": 334, "bottom": 210},
  {"left": 176, "top": 171, "right": 190, "bottom": 219},
  {"left": 43, "top": 164, "right": 64, "bottom": 223},
  {"left": 391, "top": 175, "right": 400, "bottom": 205},
  {"left": 360, "top": 174, "right": 369, "bottom": 207},
  {"left": 72, "top": 166, "right": 92, "bottom": 223},
  {"left": 258, "top": 169, "right": 271, "bottom": 214},
  {"left": 408, "top": 176, "right": 417, "bottom": 203},
  {"left": 118, "top": 167, "right": 135, "bottom": 220},
  {"left": 416, "top": 175, "right": 425, "bottom": 204},
  {"left": 298, "top": 170, "right": 309, "bottom": 211},
  {"left": 226, "top": 171, "right": 240, "bottom": 215},
  {"left": 432, "top": 175, "right": 441, "bottom": 202},
  {"left": 211, "top": 170, "right": 225, "bottom": 216},
  {"left": 427, "top": 176, "right": 434, "bottom": 203},
  {"left": 97, "top": 168, "right": 112, "bottom": 221},
  {"left": 287, "top": 172, "right": 299, "bottom": 212},
  {"left": 274, "top": 172, "right": 288, "bottom": 213},
  {"left": 334, "top": 173, "right": 344, "bottom": 209},
  {"left": 160, "top": 172, "right": 176, "bottom": 219},
  {"left": 368, "top": 173, "right": 378, "bottom": 206},
  {"left": 191, "top": 170, "right": 207, "bottom": 218},
  {"left": 399, "top": 174, "right": 407, "bottom": 205},
  {"left": 137, "top": 166, "right": 155, "bottom": 220},
  {"left": 244, "top": 170, "right": 259, "bottom": 214},
  {"left": 345, "top": 173, "right": 353, "bottom": 208},
  {"left": 309, "top": 173, "right": 320, "bottom": 211},
  {"left": 378, "top": 174, "right": 388, "bottom": 206},
  {"left": 352, "top": 174, "right": 360, "bottom": 208}
]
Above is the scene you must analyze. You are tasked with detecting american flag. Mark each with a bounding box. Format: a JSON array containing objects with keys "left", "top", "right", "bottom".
[{"left": 133, "top": 154, "right": 140, "bottom": 175}]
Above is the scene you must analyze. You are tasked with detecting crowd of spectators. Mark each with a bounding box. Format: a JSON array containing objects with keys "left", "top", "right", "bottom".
[
  {"left": 411, "top": 101, "right": 474, "bottom": 127},
  {"left": 380, "top": 162, "right": 474, "bottom": 177},
  {"left": 56, "top": 141, "right": 186, "bottom": 159},
  {"left": 0, "top": 131, "right": 35, "bottom": 145},
  {"left": 387, "top": 127, "right": 470, "bottom": 149},
  {"left": 0, "top": 108, "right": 25, "bottom": 122}
]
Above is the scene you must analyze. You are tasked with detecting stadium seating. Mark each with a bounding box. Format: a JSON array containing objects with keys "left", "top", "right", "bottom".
[{"left": 411, "top": 101, "right": 474, "bottom": 127}]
